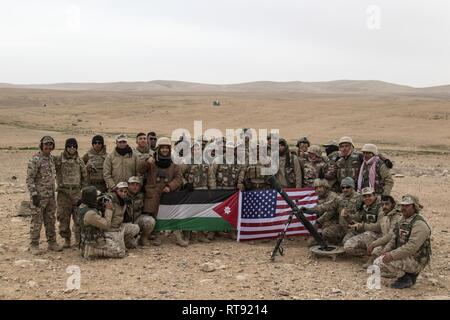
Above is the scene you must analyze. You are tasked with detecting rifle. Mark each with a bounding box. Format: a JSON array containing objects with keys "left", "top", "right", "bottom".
[{"left": 267, "top": 175, "right": 328, "bottom": 261}]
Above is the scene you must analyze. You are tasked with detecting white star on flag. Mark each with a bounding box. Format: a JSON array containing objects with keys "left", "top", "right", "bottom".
[{"left": 224, "top": 206, "right": 231, "bottom": 215}]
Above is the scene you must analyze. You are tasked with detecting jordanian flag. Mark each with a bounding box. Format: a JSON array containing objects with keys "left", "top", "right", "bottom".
[{"left": 155, "top": 190, "right": 240, "bottom": 231}]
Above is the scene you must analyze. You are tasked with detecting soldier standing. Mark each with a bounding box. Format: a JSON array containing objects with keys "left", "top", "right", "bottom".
[
  {"left": 147, "top": 131, "right": 158, "bottom": 154},
  {"left": 357, "top": 143, "right": 394, "bottom": 195},
  {"left": 134, "top": 132, "right": 153, "bottom": 160},
  {"left": 275, "top": 138, "right": 302, "bottom": 188},
  {"left": 78, "top": 186, "right": 126, "bottom": 259},
  {"left": 299, "top": 145, "right": 328, "bottom": 187},
  {"left": 55, "top": 138, "right": 88, "bottom": 248},
  {"left": 296, "top": 137, "right": 310, "bottom": 161},
  {"left": 374, "top": 194, "right": 432, "bottom": 289},
  {"left": 26, "top": 136, "right": 62, "bottom": 254},
  {"left": 138, "top": 137, "right": 183, "bottom": 246},
  {"left": 82, "top": 135, "right": 107, "bottom": 193}
]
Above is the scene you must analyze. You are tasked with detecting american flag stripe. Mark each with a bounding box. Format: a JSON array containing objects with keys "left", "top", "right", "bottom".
[{"left": 238, "top": 188, "right": 319, "bottom": 241}]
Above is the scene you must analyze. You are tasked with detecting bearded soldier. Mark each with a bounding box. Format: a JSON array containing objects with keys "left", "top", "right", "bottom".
[
  {"left": 374, "top": 194, "right": 431, "bottom": 289},
  {"left": 26, "top": 136, "right": 62, "bottom": 254},
  {"left": 55, "top": 138, "right": 88, "bottom": 248},
  {"left": 275, "top": 138, "right": 301, "bottom": 188},
  {"left": 82, "top": 135, "right": 107, "bottom": 193},
  {"left": 79, "top": 186, "right": 126, "bottom": 259}
]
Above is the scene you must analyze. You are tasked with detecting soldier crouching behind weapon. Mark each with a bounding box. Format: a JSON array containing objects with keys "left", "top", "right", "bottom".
[{"left": 78, "top": 186, "right": 126, "bottom": 259}]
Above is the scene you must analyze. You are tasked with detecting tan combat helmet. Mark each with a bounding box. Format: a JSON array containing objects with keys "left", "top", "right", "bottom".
[
  {"left": 313, "top": 178, "right": 329, "bottom": 188},
  {"left": 361, "top": 143, "right": 378, "bottom": 156},
  {"left": 155, "top": 137, "right": 172, "bottom": 148},
  {"left": 307, "top": 145, "right": 322, "bottom": 157},
  {"left": 338, "top": 136, "right": 354, "bottom": 147}
]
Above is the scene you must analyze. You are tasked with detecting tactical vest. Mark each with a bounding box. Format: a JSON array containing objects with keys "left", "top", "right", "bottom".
[
  {"left": 361, "top": 201, "right": 381, "bottom": 224},
  {"left": 244, "top": 165, "right": 270, "bottom": 190},
  {"left": 60, "top": 154, "right": 82, "bottom": 187},
  {"left": 395, "top": 214, "right": 432, "bottom": 265},
  {"left": 86, "top": 150, "right": 106, "bottom": 182},
  {"left": 126, "top": 193, "right": 144, "bottom": 222},
  {"left": 301, "top": 159, "right": 326, "bottom": 187},
  {"left": 184, "top": 164, "right": 209, "bottom": 189},
  {"left": 335, "top": 152, "right": 362, "bottom": 183},
  {"left": 79, "top": 205, "right": 103, "bottom": 247},
  {"left": 34, "top": 153, "right": 56, "bottom": 197},
  {"left": 215, "top": 164, "right": 240, "bottom": 189}
]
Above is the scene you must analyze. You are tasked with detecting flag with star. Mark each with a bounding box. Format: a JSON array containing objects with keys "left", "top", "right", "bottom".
[{"left": 155, "top": 190, "right": 239, "bottom": 231}]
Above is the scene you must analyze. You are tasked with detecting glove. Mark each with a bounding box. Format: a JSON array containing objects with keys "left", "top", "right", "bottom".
[{"left": 32, "top": 194, "right": 40, "bottom": 207}]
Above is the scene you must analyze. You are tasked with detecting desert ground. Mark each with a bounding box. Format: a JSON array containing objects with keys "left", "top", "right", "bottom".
[{"left": 0, "top": 81, "right": 449, "bottom": 300}]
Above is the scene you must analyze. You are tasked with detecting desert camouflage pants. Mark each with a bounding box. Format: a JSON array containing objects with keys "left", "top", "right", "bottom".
[
  {"left": 344, "top": 231, "right": 379, "bottom": 256},
  {"left": 373, "top": 255, "right": 424, "bottom": 278},
  {"left": 57, "top": 190, "right": 81, "bottom": 241},
  {"left": 321, "top": 223, "right": 347, "bottom": 245},
  {"left": 81, "top": 229, "right": 126, "bottom": 259},
  {"left": 30, "top": 197, "right": 57, "bottom": 245},
  {"left": 134, "top": 215, "right": 156, "bottom": 236},
  {"left": 122, "top": 223, "right": 140, "bottom": 249}
]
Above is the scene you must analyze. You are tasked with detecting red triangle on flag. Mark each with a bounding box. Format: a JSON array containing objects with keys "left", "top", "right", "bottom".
[{"left": 212, "top": 191, "right": 240, "bottom": 228}]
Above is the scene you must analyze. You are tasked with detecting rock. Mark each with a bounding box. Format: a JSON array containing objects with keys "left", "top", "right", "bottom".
[
  {"left": 26, "top": 281, "right": 37, "bottom": 288},
  {"left": 33, "top": 259, "right": 48, "bottom": 264},
  {"left": 236, "top": 275, "right": 247, "bottom": 281},
  {"left": 14, "top": 259, "right": 33, "bottom": 267},
  {"left": 217, "top": 265, "right": 227, "bottom": 270},
  {"left": 64, "top": 288, "right": 76, "bottom": 293},
  {"left": 158, "top": 290, "right": 168, "bottom": 295},
  {"left": 330, "top": 288, "right": 342, "bottom": 294},
  {"left": 278, "top": 290, "right": 290, "bottom": 296},
  {"left": 16, "top": 201, "right": 32, "bottom": 217},
  {"left": 442, "top": 170, "right": 448, "bottom": 176},
  {"left": 211, "top": 250, "right": 221, "bottom": 255},
  {"left": 199, "top": 279, "right": 213, "bottom": 284},
  {"left": 394, "top": 174, "right": 405, "bottom": 178},
  {"left": 200, "top": 262, "right": 216, "bottom": 272},
  {"left": 432, "top": 210, "right": 439, "bottom": 214}
]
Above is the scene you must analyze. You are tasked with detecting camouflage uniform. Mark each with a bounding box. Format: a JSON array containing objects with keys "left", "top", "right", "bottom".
[
  {"left": 209, "top": 157, "right": 242, "bottom": 190},
  {"left": 110, "top": 192, "right": 140, "bottom": 249},
  {"left": 326, "top": 151, "right": 363, "bottom": 192},
  {"left": 181, "top": 163, "right": 210, "bottom": 190},
  {"left": 26, "top": 151, "right": 58, "bottom": 247},
  {"left": 55, "top": 151, "right": 88, "bottom": 244},
  {"left": 238, "top": 164, "right": 272, "bottom": 190},
  {"left": 374, "top": 213, "right": 431, "bottom": 278},
  {"left": 307, "top": 190, "right": 361, "bottom": 245},
  {"left": 134, "top": 146, "right": 154, "bottom": 160},
  {"left": 299, "top": 157, "right": 327, "bottom": 187},
  {"left": 82, "top": 146, "right": 107, "bottom": 193},
  {"left": 125, "top": 190, "right": 155, "bottom": 243},
  {"left": 79, "top": 203, "right": 126, "bottom": 259},
  {"left": 276, "top": 153, "right": 302, "bottom": 188},
  {"left": 358, "top": 159, "right": 394, "bottom": 196},
  {"left": 343, "top": 197, "right": 382, "bottom": 256}
]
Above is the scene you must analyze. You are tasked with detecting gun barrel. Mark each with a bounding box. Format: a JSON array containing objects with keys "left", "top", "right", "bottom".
[{"left": 268, "top": 175, "right": 327, "bottom": 249}]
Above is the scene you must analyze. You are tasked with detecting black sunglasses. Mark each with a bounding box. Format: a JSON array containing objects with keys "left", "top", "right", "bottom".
[
  {"left": 93, "top": 141, "right": 103, "bottom": 145},
  {"left": 341, "top": 186, "right": 352, "bottom": 189}
]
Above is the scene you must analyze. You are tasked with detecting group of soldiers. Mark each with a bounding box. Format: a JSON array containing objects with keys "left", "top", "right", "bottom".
[{"left": 26, "top": 131, "right": 431, "bottom": 289}]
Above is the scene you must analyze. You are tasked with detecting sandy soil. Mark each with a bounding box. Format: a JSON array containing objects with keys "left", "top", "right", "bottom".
[{"left": 0, "top": 88, "right": 449, "bottom": 300}]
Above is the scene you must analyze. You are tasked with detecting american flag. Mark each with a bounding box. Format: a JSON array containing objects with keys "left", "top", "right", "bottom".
[{"left": 238, "top": 188, "right": 318, "bottom": 241}]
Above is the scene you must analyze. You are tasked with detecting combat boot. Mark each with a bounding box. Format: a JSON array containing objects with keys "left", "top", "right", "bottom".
[
  {"left": 140, "top": 229, "right": 152, "bottom": 246},
  {"left": 408, "top": 272, "right": 419, "bottom": 285},
  {"left": 196, "top": 231, "right": 211, "bottom": 243},
  {"left": 152, "top": 233, "right": 162, "bottom": 246},
  {"left": 30, "top": 243, "right": 43, "bottom": 256},
  {"left": 63, "top": 238, "right": 71, "bottom": 248},
  {"left": 230, "top": 230, "right": 237, "bottom": 240},
  {"left": 390, "top": 273, "right": 414, "bottom": 289},
  {"left": 48, "top": 241, "right": 63, "bottom": 252},
  {"left": 174, "top": 230, "right": 189, "bottom": 247},
  {"left": 206, "top": 232, "right": 215, "bottom": 241}
]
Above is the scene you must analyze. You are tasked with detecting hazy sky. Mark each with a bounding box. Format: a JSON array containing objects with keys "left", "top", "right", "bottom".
[{"left": 1, "top": 0, "right": 449, "bottom": 87}]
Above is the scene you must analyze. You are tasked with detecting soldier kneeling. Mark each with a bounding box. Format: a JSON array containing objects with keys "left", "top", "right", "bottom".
[{"left": 79, "top": 186, "right": 126, "bottom": 259}]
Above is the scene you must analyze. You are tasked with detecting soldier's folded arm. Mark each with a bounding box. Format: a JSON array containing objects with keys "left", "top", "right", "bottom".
[{"left": 389, "top": 220, "right": 431, "bottom": 260}]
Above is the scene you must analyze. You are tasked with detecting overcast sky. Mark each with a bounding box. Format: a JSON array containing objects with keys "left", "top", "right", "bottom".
[{"left": 1, "top": 0, "right": 449, "bottom": 87}]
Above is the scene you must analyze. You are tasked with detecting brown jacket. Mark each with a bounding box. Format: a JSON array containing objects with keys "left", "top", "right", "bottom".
[
  {"left": 103, "top": 148, "right": 140, "bottom": 190},
  {"left": 138, "top": 157, "right": 183, "bottom": 214}
]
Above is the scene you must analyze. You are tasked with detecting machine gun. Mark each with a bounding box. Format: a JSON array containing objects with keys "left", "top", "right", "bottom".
[{"left": 267, "top": 175, "right": 328, "bottom": 261}]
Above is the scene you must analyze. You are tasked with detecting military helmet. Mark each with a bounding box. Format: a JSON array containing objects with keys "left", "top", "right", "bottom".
[
  {"left": 323, "top": 140, "right": 338, "bottom": 147},
  {"left": 296, "top": 137, "right": 310, "bottom": 147},
  {"left": 338, "top": 136, "right": 354, "bottom": 147},
  {"left": 81, "top": 186, "right": 98, "bottom": 208},
  {"left": 340, "top": 177, "right": 355, "bottom": 189},
  {"left": 313, "top": 179, "right": 329, "bottom": 188},
  {"left": 361, "top": 187, "right": 375, "bottom": 196},
  {"left": 361, "top": 143, "right": 378, "bottom": 156},
  {"left": 307, "top": 145, "right": 322, "bottom": 157},
  {"left": 156, "top": 137, "right": 172, "bottom": 148}
]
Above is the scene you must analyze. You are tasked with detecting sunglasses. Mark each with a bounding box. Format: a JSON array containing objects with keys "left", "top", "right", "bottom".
[
  {"left": 117, "top": 189, "right": 128, "bottom": 193},
  {"left": 341, "top": 186, "right": 352, "bottom": 189},
  {"left": 93, "top": 142, "right": 103, "bottom": 145},
  {"left": 149, "top": 137, "right": 157, "bottom": 140},
  {"left": 43, "top": 142, "right": 54, "bottom": 146},
  {"left": 67, "top": 145, "right": 77, "bottom": 149}
]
